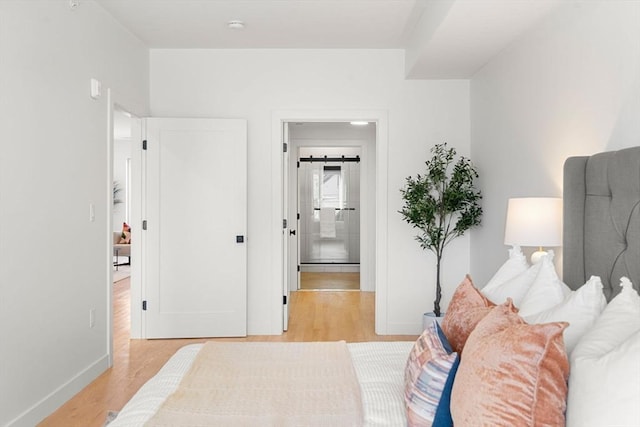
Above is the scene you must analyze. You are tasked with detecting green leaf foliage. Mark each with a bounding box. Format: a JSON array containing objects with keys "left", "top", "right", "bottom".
[{"left": 399, "top": 143, "right": 482, "bottom": 316}]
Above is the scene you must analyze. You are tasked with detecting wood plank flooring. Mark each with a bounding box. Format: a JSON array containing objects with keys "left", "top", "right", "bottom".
[
  {"left": 39, "top": 277, "right": 416, "bottom": 426},
  {"left": 299, "top": 271, "right": 360, "bottom": 290}
]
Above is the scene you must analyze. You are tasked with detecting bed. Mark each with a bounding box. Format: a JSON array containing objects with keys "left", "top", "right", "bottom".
[
  {"left": 109, "top": 341, "right": 413, "bottom": 426},
  {"left": 109, "top": 146, "right": 640, "bottom": 427}
]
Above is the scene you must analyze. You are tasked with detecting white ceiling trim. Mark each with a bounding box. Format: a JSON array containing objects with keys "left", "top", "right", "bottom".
[{"left": 94, "top": 0, "right": 563, "bottom": 79}]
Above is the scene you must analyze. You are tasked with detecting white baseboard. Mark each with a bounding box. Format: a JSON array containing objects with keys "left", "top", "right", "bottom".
[
  {"left": 6, "top": 354, "right": 110, "bottom": 427},
  {"left": 384, "top": 321, "right": 424, "bottom": 336}
]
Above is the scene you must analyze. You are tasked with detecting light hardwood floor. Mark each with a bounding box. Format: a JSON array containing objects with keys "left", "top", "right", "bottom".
[
  {"left": 39, "top": 277, "right": 416, "bottom": 426},
  {"left": 299, "top": 271, "right": 360, "bottom": 290}
]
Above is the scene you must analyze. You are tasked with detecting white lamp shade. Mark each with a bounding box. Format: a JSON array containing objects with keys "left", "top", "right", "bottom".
[{"left": 504, "top": 197, "right": 563, "bottom": 247}]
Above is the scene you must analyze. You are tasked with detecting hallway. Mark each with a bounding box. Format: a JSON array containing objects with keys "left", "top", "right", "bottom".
[{"left": 299, "top": 271, "right": 360, "bottom": 290}]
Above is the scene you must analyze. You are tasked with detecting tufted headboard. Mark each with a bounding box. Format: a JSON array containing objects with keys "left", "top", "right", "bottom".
[{"left": 563, "top": 146, "right": 640, "bottom": 301}]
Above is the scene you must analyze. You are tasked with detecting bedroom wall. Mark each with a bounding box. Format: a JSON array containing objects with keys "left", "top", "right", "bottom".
[
  {"left": 149, "top": 49, "right": 470, "bottom": 335},
  {"left": 470, "top": 1, "right": 640, "bottom": 285},
  {"left": 0, "top": 1, "right": 148, "bottom": 426}
]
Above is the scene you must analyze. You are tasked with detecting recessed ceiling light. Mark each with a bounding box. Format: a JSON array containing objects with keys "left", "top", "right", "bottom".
[
  {"left": 350, "top": 121, "right": 369, "bottom": 126},
  {"left": 228, "top": 20, "right": 245, "bottom": 30}
]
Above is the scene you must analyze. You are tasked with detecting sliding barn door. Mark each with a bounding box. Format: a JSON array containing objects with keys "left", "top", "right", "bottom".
[{"left": 144, "top": 118, "right": 247, "bottom": 338}]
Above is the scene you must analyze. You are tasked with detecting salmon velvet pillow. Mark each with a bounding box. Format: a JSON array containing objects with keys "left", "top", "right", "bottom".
[
  {"left": 441, "top": 275, "right": 496, "bottom": 354},
  {"left": 450, "top": 303, "right": 570, "bottom": 427}
]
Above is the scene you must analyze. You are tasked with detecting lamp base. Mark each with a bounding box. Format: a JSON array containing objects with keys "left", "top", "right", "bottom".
[{"left": 531, "top": 249, "right": 548, "bottom": 264}]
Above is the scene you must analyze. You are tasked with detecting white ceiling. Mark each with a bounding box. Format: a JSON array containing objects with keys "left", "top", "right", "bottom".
[{"left": 94, "top": 0, "right": 563, "bottom": 78}]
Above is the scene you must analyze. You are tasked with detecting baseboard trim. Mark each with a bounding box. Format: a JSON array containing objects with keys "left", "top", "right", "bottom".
[
  {"left": 385, "top": 321, "right": 424, "bottom": 336},
  {"left": 5, "top": 354, "right": 110, "bottom": 427}
]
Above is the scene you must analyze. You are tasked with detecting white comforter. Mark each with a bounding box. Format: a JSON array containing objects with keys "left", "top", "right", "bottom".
[{"left": 109, "top": 341, "right": 413, "bottom": 427}]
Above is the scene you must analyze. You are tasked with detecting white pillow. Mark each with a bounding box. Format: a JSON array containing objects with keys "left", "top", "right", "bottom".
[
  {"left": 482, "top": 245, "right": 529, "bottom": 291},
  {"left": 523, "top": 275, "right": 607, "bottom": 355},
  {"left": 517, "top": 251, "right": 571, "bottom": 318},
  {"left": 481, "top": 246, "right": 536, "bottom": 306},
  {"left": 571, "top": 277, "right": 640, "bottom": 360},
  {"left": 566, "top": 278, "right": 640, "bottom": 427}
]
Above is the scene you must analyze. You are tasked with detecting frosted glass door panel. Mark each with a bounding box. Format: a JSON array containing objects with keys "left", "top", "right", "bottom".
[{"left": 299, "top": 161, "right": 360, "bottom": 264}]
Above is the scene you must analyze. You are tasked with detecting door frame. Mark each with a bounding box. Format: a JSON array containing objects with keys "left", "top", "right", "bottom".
[
  {"left": 107, "top": 90, "right": 145, "bottom": 359},
  {"left": 271, "top": 110, "right": 389, "bottom": 334}
]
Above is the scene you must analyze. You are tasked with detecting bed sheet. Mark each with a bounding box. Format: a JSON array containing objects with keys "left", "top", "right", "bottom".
[{"left": 109, "top": 341, "right": 413, "bottom": 426}]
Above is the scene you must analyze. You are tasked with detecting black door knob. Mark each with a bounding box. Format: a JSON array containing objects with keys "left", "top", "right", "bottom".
[{"left": 289, "top": 229, "right": 296, "bottom": 236}]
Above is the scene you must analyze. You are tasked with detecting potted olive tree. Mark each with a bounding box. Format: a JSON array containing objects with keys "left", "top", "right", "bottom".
[{"left": 399, "top": 143, "right": 482, "bottom": 318}]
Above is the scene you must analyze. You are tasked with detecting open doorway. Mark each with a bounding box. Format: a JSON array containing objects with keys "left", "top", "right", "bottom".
[
  {"left": 109, "top": 101, "right": 143, "bottom": 355},
  {"left": 112, "top": 108, "right": 133, "bottom": 283},
  {"left": 276, "top": 110, "right": 388, "bottom": 334},
  {"left": 297, "top": 146, "right": 361, "bottom": 290},
  {"left": 285, "top": 121, "right": 376, "bottom": 294}
]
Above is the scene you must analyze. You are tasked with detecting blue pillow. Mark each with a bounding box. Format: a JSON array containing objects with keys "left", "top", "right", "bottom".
[{"left": 406, "top": 320, "right": 460, "bottom": 427}]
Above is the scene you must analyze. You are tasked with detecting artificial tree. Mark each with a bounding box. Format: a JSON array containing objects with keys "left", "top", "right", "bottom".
[{"left": 399, "top": 143, "right": 482, "bottom": 317}]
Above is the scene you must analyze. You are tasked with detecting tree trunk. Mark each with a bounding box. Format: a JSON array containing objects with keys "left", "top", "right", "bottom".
[{"left": 434, "top": 256, "right": 442, "bottom": 317}]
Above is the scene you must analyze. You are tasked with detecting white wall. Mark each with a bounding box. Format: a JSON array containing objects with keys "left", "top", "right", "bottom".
[
  {"left": 470, "top": 1, "right": 640, "bottom": 284},
  {"left": 0, "top": 1, "right": 148, "bottom": 425},
  {"left": 150, "top": 49, "right": 470, "bottom": 335}
]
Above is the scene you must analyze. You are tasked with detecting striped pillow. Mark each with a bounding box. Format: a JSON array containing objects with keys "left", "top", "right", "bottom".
[{"left": 405, "top": 320, "right": 460, "bottom": 427}]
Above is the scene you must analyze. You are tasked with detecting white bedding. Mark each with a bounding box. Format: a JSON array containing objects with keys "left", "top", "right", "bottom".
[{"left": 109, "top": 341, "right": 413, "bottom": 427}]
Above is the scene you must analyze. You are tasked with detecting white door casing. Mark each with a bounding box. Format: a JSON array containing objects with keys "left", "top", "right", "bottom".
[
  {"left": 144, "top": 118, "right": 247, "bottom": 338},
  {"left": 282, "top": 122, "right": 290, "bottom": 331},
  {"left": 286, "top": 124, "right": 300, "bottom": 293},
  {"left": 295, "top": 148, "right": 301, "bottom": 292},
  {"left": 272, "top": 110, "right": 388, "bottom": 334}
]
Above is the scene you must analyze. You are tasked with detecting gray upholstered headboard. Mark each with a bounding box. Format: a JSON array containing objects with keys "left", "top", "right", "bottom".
[{"left": 563, "top": 146, "right": 640, "bottom": 301}]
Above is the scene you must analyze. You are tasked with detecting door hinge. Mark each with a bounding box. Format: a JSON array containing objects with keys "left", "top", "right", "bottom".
[
  {"left": 283, "top": 219, "right": 287, "bottom": 229},
  {"left": 142, "top": 220, "right": 147, "bottom": 230},
  {"left": 142, "top": 300, "right": 147, "bottom": 311},
  {"left": 297, "top": 265, "right": 300, "bottom": 272},
  {"left": 283, "top": 295, "right": 287, "bottom": 305},
  {"left": 142, "top": 139, "right": 147, "bottom": 150},
  {"left": 297, "top": 212, "right": 300, "bottom": 220},
  {"left": 283, "top": 142, "right": 288, "bottom": 153},
  {"left": 297, "top": 161, "right": 300, "bottom": 168}
]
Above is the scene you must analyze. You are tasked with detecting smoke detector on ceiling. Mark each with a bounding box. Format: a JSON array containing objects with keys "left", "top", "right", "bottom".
[{"left": 227, "top": 20, "right": 245, "bottom": 30}]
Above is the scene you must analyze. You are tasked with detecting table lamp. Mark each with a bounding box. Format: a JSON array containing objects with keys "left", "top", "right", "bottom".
[{"left": 504, "top": 197, "right": 562, "bottom": 263}]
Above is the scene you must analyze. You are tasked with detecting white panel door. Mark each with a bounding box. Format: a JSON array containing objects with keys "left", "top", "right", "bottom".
[{"left": 144, "top": 118, "right": 247, "bottom": 338}]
